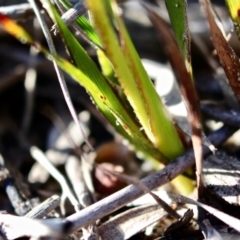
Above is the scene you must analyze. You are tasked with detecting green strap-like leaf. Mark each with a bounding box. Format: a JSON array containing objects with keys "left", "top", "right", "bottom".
[
  {"left": 225, "top": 0, "right": 240, "bottom": 38},
  {"left": 58, "top": 0, "right": 118, "bottom": 84},
  {"left": 96, "top": 49, "right": 118, "bottom": 84},
  {"left": 0, "top": 5, "right": 167, "bottom": 163},
  {"left": 112, "top": 1, "right": 184, "bottom": 160},
  {"left": 165, "top": 0, "right": 192, "bottom": 72},
  {"left": 86, "top": 0, "right": 184, "bottom": 160},
  {"left": 0, "top": 1, "right": 184, "bottom": 164},
  {"left": 42, "top": 0, "right": 169, "bottom": 162}
]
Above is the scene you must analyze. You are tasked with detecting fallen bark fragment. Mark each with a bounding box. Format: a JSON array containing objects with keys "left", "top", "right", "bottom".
[{"left": 98, "top": 204, "right": 167, "bottom": 240}]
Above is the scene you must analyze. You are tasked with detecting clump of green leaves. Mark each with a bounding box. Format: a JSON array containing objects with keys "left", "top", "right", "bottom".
[
  {"left": 0, "top": 0, "right": 220, "bottom": 170},
  {"left": 43, "top": 0, "right": 187, "bottom": 164}
]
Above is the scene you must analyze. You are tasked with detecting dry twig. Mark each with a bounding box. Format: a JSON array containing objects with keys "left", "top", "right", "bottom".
[{"left": 98, "top": 204, "right": 167, "bottom": 240}]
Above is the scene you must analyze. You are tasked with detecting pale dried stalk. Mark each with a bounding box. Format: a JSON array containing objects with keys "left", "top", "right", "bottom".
[
  {"left": 98, "top": 204, "right": 167, "bottom": 240},
  {"left": 59, "top": 0, "right": 86, "bottom": 26},
  {"left": 25, "top": 195, "right": 60, "bottom": 219},
  {"left": 65, "top": 156, "right": 92, "bottom": 208},
  {"left": 30, "top": 146, "right": 80, "bottom": 212}
]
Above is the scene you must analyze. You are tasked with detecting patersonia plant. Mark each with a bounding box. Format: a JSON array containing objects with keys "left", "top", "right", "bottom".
[
  {"left": 4, "top": 0, "right": 239, "bottom": 195},
  {"left": 40, "top": 0, "right": 187, "bottom": 164}
]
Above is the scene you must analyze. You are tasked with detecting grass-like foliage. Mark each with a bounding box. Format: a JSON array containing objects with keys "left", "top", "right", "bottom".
[
  {"left": 41, "top": 0, "right": 186, "bottom": 164},
  {"left": 1, "top": 0, "right": 239, "bottom": 175}
]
